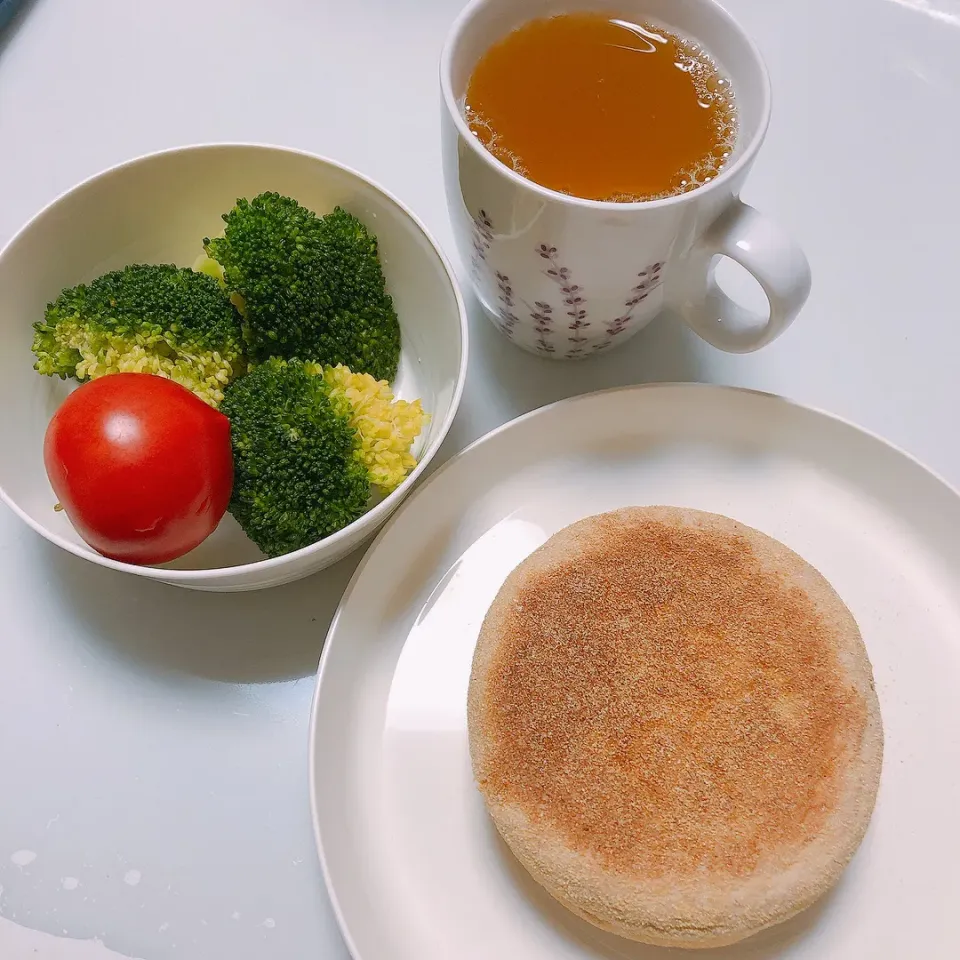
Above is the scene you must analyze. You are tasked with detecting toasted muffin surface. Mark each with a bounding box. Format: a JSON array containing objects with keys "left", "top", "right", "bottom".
[{"left": 468, "top": 507, "right": 883, "bottom": 948}]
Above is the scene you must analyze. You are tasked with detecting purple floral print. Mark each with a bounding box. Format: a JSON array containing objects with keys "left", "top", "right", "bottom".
[{"left": 469, "top": 208, "right": 666, "bottom": 355}]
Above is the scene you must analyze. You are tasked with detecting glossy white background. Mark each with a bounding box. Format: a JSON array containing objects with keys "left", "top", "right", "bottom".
[{"left": 0, "top": 0, "right": 958, "bottom": 957}]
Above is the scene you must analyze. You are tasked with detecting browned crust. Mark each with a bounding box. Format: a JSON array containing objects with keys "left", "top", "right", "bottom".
[{"left": 468, "top": 507, "right": 883, "bottom": 948}]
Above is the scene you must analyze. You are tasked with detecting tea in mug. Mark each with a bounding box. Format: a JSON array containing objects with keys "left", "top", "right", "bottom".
[{"left": 463, "top": 12, "right": 737, "bottom": 202}]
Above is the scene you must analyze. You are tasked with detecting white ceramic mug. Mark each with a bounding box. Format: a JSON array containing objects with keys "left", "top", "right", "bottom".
[{"left": 440, "top": 0, "right": 811, "bottom": 359}]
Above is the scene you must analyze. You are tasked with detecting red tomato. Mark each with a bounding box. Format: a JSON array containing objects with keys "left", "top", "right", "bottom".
[{"left": 43, "top": 373, "right": 234, "bottom": 565}]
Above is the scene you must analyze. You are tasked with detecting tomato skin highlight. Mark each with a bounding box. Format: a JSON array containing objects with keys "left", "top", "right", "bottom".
[{"left": 43, "top": 374, "right": 234, "bottom": 565}]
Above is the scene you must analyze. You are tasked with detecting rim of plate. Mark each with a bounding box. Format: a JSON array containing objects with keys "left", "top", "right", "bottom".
[
  {"left": 0, "top": 141, "right": 469, "bottom": 583},
  {"left": 307, "top": 380, "right": 960, "bottom": 959}
]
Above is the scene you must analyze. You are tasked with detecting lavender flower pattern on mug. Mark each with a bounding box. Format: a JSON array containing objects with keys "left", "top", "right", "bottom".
[
  {"left": 470, "top": 208, "right": 666, "bottom": 356},
  {"left": 471, "top": 209, "right": 494, "bottom": 266},
  {"left": 471, "top": 210, "right": 518, "bottom": 339},
  {"left": 495, "top": 270, "right": 520, "bottom": 339},
  {"left": 539, "top": 244, "right": 590, "bottom": 359},
  {"left": 530, "top": 300, "right": 556, "bottom": 354},
  {"left": 601, "top": 262, "right": 665, "bottom": 347}
]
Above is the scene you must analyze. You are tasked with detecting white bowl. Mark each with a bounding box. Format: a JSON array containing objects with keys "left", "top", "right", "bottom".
[{"left": 0, "top": 144, "right": 468, "bottom": 592}]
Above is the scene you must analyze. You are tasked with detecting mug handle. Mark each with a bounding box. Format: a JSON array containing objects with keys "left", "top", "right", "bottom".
[{"left": 675, "top": 199, "right": 811, "bottom": 353}]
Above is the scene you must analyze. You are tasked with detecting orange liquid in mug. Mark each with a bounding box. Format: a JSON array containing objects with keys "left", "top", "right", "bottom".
[{"left": 464, "top": 13, "right": 738, "bottom": 202}]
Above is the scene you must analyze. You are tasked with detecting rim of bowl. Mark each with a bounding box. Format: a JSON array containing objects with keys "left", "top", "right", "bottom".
[
  {"left": 439, "top": 0, "right": 773, "bottom": 212},
  {"left": 0, "top": 141, "right": 469, "bottom": 583}
]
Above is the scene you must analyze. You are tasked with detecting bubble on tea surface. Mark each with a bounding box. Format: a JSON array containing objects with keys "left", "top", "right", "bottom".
[
  {"left": 578, "top": 26, "right": 736, "bottom": 203},
  {"left": 463, "top": 101, "right": 529, "bottom": 178},
  {"left": 664, "top": 31, "right": 737, "bottom": 198}
]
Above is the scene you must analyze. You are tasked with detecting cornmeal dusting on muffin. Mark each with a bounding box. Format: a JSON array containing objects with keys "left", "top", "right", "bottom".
[{"left": 479, "top": 516, "right": 868, "bottom": 880}]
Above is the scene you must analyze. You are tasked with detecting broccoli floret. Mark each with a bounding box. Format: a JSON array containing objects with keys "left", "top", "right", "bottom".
[
  {"left": 32, "top": 264, "right": 246, "bottom": 407},
  {"left": 204, "top": 194, "right": 401, "bottom": 382},
  {"left": 220, "top": 358, "right": 371, "bottom": 558},
  {"left": 220, "top": 358, "right": 427, "bottom": 558}
]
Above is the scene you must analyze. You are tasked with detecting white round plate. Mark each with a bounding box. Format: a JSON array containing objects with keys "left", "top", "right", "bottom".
[{"left": 309, "top": 384, "right": 960, "bottom": 959}]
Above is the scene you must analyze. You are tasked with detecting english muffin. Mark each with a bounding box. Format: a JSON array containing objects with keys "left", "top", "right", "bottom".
[{"left": 468, "top": 507, "right": 883, "bottom": 949}]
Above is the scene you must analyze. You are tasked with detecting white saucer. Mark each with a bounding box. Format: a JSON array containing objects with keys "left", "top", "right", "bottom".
[{"left": 309, "top": 384, "right": 960, "bottom": 959}]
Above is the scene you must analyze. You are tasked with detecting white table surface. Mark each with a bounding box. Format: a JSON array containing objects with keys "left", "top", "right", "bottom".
[{"left": 0, "top": 0, "right": 958, "bottom": 957}]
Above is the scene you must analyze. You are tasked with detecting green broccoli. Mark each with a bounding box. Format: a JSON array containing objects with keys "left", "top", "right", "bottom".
[
  {"left": 32, "top": 264, "right": 246, "bottom": 407},
  {"left": 203, "top": 193, "right": 401, "bottom": 382},
  {"left": 220, "top": 358, "right": 370, "bottom": 558},
  {"left": 220, "top": 358, "right": 427, "bottom": 558}
]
